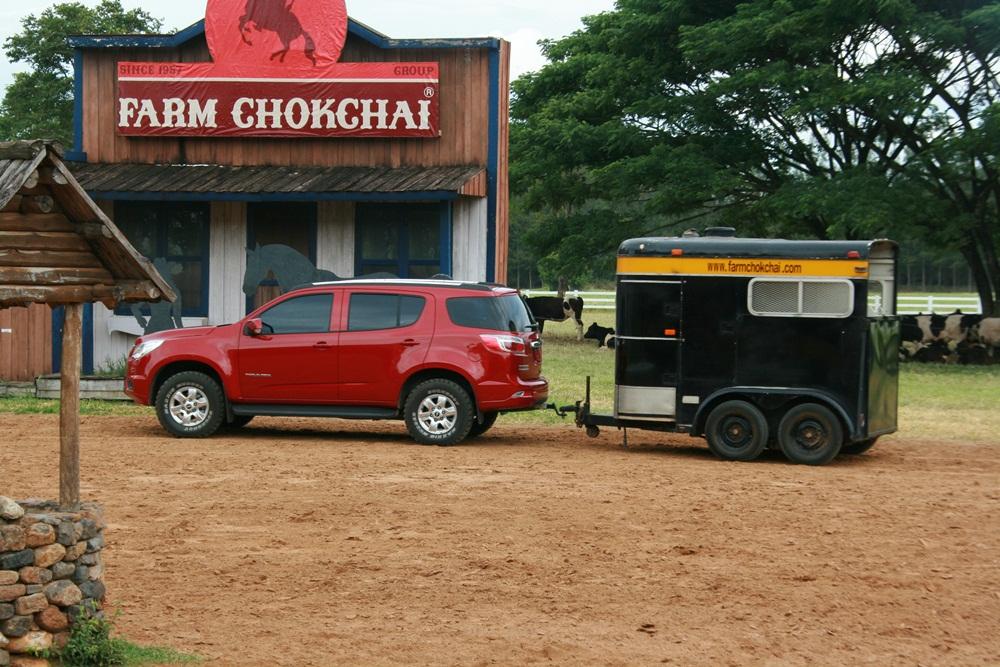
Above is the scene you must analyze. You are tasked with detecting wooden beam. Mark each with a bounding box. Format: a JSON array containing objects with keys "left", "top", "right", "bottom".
[
  {"left": 39, "top": 167, "right": 69, "bottom": 186},
  {"left": 0, "top": 281, "right": 163, "bottom": 308},
  {"left": 0, "top": 249, "right": 102, "bottom": 269},
  {"left": 80, "top": 222, "right": 112, "bottom": 240},
  {"left": 22, "top": 170, "right": 39, "bottom": 190},
  {"left": 0, "top": 213, "right": 75, "bottom": 233},
  {"left": 0, "top": 231, "right": 91, "bottom": 252},
  {"left": 59, "top": 302, "right": 82, "bottom": 509},
  {"left": 20, "top": 195, "right": 55, "bottom": 214},
  {"left": 0, "top": 266, "right": 113, "bottom": 285}
]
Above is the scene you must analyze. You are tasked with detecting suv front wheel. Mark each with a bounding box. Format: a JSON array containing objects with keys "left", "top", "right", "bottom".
[
  {"left": 404, "top": 379, "right": 474, "bottom": 446},
  {"left": 155, "top": 371, "right": 226, "bottom": 438}
]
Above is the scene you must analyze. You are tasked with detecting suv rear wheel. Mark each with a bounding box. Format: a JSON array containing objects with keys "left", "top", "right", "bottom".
[
  {"left": 155, "top": 371, "right": 225, "bottom": 438},
  {"left": 404, "top": 379, "right": 474, "bottom": 446},
  {"left": 467, "top": 411, "right": 498, "bottom": 438}
]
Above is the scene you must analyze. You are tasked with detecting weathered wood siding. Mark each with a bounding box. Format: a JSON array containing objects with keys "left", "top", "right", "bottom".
[
  {"left": 495, "top": 40, "right": 511, "bottom": 284},
  {"left": 82, "top": 34, "right": 493, "bottom": 170},
  {"left": 0, "top": 304, "right": 52, "bottom": 381},
  {"left": 452, "top": 198, "right": 488, "bottom": 282},
  {"left": 209, "top": 201, "right": 248, "bottom": 324},
  {"left": 317, "top": 202, "right": 356, "bottom": 277}
]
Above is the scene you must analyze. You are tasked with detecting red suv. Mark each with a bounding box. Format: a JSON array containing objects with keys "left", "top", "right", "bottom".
[{"left": 124, "top": 280, "right": 548, "bottom": 445}]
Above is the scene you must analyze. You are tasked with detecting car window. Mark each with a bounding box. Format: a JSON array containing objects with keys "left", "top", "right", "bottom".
[
  {"left": 447, "top": 294, "right": 535, "bottom": 332},
  {"left": 259, "top": 293, "right": 333, "bottom": 334},
  {"left": 348, "top": 294, "right": 426, "bottom": 331}
]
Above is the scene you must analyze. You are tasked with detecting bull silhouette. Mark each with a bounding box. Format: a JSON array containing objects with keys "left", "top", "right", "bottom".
[{"left": 239, "top": 0, "right": 317, "bottom": 65}]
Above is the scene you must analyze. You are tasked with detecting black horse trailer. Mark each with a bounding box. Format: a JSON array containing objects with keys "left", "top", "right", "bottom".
[{"left": 563, "top": 232, "right": 900, "bottom": 465}]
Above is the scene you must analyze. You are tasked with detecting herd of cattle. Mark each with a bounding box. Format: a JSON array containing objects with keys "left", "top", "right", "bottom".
[
  {"left": 524, "top": 297, "right": 1000, "bottom": 365},
  {"left": 900, "top": 312, "right": 1000, "bottom": 365}
]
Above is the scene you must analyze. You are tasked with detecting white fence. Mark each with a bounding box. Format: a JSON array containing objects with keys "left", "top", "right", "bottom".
[{"left": 521, "top": 290, "right": 983, "bottom": 315}]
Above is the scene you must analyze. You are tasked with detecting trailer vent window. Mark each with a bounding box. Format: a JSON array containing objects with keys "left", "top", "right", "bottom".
[{"left": 749, "top": 279, "right": 854, "bottom": 318}]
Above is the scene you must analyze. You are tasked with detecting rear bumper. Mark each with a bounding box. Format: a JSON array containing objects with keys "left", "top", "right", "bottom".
[{"left": 478, "top": 377, "right": 549, "bottom": 412}]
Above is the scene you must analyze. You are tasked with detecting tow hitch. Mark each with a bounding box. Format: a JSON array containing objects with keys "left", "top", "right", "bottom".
[{"left": 545, "top": 377, "right": 601, "bottom": 437}]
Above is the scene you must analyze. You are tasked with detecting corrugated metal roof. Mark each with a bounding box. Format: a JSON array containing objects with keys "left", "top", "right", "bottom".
[{"left": 70, "top": 162, "right": 486, "bottom": 195}]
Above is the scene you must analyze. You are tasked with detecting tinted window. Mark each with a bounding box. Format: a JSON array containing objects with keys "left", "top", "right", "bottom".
[
  {"left": 348, "top": 294, "right": 426, "bottom": 331},
  {"left": 259, "top": 294, "right": 333, "bottom": 334},
  {"left": 617, "top": 281, "right": 682, "bottom": 338},
  {"left": 447, "top": 295, "right": 535, "bottom": 332}
]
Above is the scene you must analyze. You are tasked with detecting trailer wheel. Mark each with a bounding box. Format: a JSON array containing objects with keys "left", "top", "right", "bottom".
[
  {"left": 777, "top": 403, "right": 843, "bottom": 465},
  {"left": 705, "top": 401, "right": 769, "bottom": 462},
  {"left": 841, "top": 437, "right": 879, "bottom": 455}
]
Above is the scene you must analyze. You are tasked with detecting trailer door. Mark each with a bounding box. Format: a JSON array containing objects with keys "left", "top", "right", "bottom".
[{"left": 614, "top": 280, "right": 682, "bottom": 421}]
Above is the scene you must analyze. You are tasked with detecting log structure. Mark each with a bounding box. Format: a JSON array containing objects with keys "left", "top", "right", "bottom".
[{"left": 0, "top": 139, "right": 174, "bottom": 508}]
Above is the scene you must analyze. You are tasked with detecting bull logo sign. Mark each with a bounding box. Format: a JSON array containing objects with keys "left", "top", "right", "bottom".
[{"left": 116, "top": 0, "right": 440, "bottom": 138}]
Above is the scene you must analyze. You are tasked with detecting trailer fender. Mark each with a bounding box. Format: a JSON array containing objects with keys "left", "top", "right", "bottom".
[{"left": 692, "top": 388, "right": 857, "bottom": 440}]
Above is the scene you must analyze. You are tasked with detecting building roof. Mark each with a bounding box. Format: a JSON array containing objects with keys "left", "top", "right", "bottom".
[
  {"left": 0, "top": 140, "right": 175, "bottom": 308},
  {"left": 70, "top": 163, "right": 487, "bottom": 201}
]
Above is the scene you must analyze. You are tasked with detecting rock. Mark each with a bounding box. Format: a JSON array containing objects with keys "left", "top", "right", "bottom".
[
  {"left": 52, "top": 632, "right": 69, "bottom": 651},
  {"left": 0, "top": 589, "right": 24, "bottom": 605},
  {"left": 21, "top": 526, "right": 53, "bottom": 550},
  {"left": 0, "top": 649, "right": 7, "bottom": 667},
  {"left": 12, "top": 595, "right": 46, "bottom": 617},
  {"left": 0, "top": 616, "right": 31, "bottom": 639},
  {"left": 0, "top": 527, "right": 25, "bottom": 555},
  {"left": 0, "top": 605, "right": 12, "bottom": 621},
  {"left": 0, "top": 500, "right": 23, "bottom": 523},
  {"left": 79, "top": 554, "right": 99, "bottom": 566},
  {"left": 66, "top": 603, "right": 102, "bottom": 624},
  {"left": 43, "top": 581, "right": 82, "bottom": 608},
  {"left": 85, "top": 534, "right": 104, "bottom": 553},
  {"left": 5, "top": 632, "right": 52, "bottom": 655},
  {"left": 34, "top": 607, "right": 67, "bottom": 634},
  {"left": 78, "top": 580, "right": 105, "bottom": 602},
  {"left": 15, "top": 569, "right": 49, "bottom": 587},
  {"left": 21, "top": 588, "right": 39, "bottom": 597},
  {"left": 71, "top": 567, "right": 87, "bottom": 585},
  {"left": 31, "top": 546, "right": 64, "bottom": 570},
  {"left": 0, "top": 575, "right": 15, "bottom": 589},
  {"left": 62, "top": 543, "right": 85, "bottom": 562},
  {"left": 0, "top": 633, "right": 6, "bottom": 648},
  {"left": 10, "top": 657, "right": 49, "bottom": 667},
  {"left": 87, "top": 563, "right": 103, "bottom": 581},
  {"left": 48, "top": 564, "right": 73, "bottom": 581},
  {"left": 55, "top": 523, "right": 75, "bottom": 548},
  {"left": 0, "top": 555, "right": 31, "bottom": 573},
  {"left": 77, "top": 520, "right": 97, "bottom": 541}
]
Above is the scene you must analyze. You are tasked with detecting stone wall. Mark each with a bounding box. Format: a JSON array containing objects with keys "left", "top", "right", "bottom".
[{"left": 0, "top": 497, "right": 106, "bottom": 666}]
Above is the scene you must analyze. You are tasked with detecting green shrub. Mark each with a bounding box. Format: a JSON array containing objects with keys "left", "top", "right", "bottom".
[{"left": 54, "top": 603, "right": 126, "bottom": 667}]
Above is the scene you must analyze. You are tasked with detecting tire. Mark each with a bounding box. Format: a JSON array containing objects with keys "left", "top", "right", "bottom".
[
  {"left": 155, "top": 371, "right": 226, "bottom": 438},
  {"left": 404, "top": 379, "right": 474, "bottom": 446},
  {"left": 841, "top": 437, "right": 878, "bottom": 455},
  {"left": 777, "top": 403, "right": 844, "bottom": 466},
  {"left": 704, "top": 400, "right": 769, "bottom": 462},
  {"left": 225, "top": 415, "right": 255, "bottom": 429},
  {"left": 467, "top": 411, "right": 498, "bottom": 438}
]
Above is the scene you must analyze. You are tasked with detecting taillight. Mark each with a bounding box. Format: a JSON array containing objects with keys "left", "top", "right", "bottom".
[{"left": 480, "top": 334, "right": 528, "bottom": 356}]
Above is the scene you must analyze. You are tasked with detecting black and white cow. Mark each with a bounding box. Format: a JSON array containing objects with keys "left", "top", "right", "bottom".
[
  {"left": 525, "top": 296, "right": 584, "bottom": 339},
  {"left": 583, "top": 322, "right": 616, "bottom": 349}
]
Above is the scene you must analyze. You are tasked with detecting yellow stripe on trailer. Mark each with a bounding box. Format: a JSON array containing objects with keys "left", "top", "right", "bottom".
[{"left": 617, "top": 256, "right": 870, "bottom": 279}]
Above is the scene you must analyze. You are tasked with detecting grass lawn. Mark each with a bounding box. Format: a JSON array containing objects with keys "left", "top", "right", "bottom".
[{"left": 2, "top": 309, "right": 998, "bottom": 442}]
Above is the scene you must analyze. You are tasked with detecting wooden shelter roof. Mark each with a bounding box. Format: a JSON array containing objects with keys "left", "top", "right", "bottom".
[
  {"left": 0, "top": 140, "right": 174, "bottom": 309},
  {"left": 70, "top": 163, "right": 488, "bottom": 198}
]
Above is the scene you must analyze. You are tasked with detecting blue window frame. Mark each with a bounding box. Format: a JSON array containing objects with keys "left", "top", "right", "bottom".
[
  {"left": 114, "top": 201, "right": 210, "bottom": 317},
  {"left": 355, "top": 202, "right": 452, "bottom": 279}
]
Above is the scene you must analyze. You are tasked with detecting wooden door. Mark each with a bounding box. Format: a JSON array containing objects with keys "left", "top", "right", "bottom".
[{"left": 0, "top": 304, "right": 53, "bottom": 381}]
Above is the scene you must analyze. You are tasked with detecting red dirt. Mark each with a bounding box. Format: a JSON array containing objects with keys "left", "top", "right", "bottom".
[{"left": 1, "top": 414, "right": 998, "bottom": 666}]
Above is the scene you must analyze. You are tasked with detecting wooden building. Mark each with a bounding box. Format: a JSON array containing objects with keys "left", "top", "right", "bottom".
[{"left": 3, "top": 11, "right": 509, "bottom": 376}]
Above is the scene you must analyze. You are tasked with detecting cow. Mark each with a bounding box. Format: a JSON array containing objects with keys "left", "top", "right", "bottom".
[
  {"left": 977, "top": 318, "right": 1000, "bottom": 348},
  {"left": 525, "top": 296, "right": 584, "bottom": 339},
  {"left": 583, "top": 322, "right": 616, "bottom": 349},
  {"left": 912, "top": 341, "right": 950, "bottom": 363},
  {"left": 942, "top": 312, "right": 983, "bottom": 347},
  {"left": 915, "top": 313, "right": 948, "bottom": 343},
  {"left": 239, "top": 0, "right": 317, "bottom": 65},
  {"left": 956, "top": 341, "right": 991, "bottom": 365}
]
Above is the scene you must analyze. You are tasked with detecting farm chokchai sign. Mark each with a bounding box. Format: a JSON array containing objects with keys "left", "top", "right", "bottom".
[{"left": 117, "top": 0, "right": 440, "bottom": 138}]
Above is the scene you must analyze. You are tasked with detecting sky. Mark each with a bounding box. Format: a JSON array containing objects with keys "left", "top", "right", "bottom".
[{"left": 0, "top": 0, "right": 617, "bottom": 92}]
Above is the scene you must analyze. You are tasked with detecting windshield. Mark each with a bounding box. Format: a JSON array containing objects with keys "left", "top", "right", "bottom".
[{"left": 447, "top": 294, "right": 536, "bottom": 333}]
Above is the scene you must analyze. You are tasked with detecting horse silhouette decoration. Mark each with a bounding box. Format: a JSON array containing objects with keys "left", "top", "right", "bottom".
[
  {"left": 239, "top": 0, "right": 317, "bottom": 65},
  {"left": 131, "top": 257, "right": 185, "bottom": 335},
  {"left": 243, "top": 244, "right": 401, "bottom": 299}
]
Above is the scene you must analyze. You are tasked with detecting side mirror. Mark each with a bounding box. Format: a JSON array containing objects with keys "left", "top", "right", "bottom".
[{"left": 245, "top": 318, "right": 264, "bottom": 337}]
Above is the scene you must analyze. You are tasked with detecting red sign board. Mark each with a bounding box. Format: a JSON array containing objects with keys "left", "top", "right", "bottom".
[{"left": 117, "top": 0, "right": 440, "bottom": 139}]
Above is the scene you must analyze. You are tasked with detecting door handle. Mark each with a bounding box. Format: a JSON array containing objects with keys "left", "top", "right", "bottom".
[
  {"left": 313, "top": 341, "right": 332, "bottom": 350},
  {"left": 401, "top": 339, "right": 421, "bottom": 347}
]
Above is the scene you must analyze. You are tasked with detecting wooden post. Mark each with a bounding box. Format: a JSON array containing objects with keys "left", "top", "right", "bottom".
[{"left": 59, "top": 302, "right": 83, "bottom": 509}]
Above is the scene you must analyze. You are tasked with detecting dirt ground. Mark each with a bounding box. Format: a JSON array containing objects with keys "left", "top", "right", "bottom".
[{"left": 1, "top": 414, "right": 998, "bottom": 666}]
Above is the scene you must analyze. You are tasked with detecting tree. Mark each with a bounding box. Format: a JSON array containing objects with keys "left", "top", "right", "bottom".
[
  {"left": 0, "top": 1, "right": 162, "bottom": 145},
  {"left": 511, "top": 0, "right": 1000, "bottom": 313}
]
